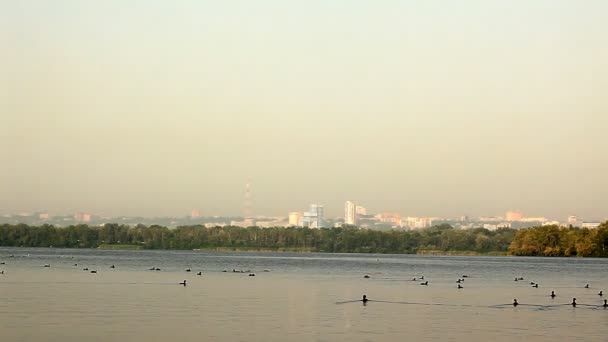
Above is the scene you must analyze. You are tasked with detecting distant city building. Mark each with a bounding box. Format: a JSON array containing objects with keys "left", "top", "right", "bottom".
[
  {"left": 520, "top": 217, "right": 546, "bottom": 223},
  {"left": 288, "top": 212, "right": 302, "bottom": 226},
  {"left": 483, "top": 222, "right": 511, "bottom": 230},
  {"left": 506, "top": 211, "right": 523, "bottom": 221},
  {"left": 355, "top": 206, "right": 367, "bottom": 216},
  {"left": 581, "top": 222, "right": 601, "bottom": 229},
  {"left": 39, "top": 213, "right": 50, "bottom": 220},
  {"left": 376, "top": 212, "right": 401, "bottom": 226},
  {"left": 302, "top": 204, "right": 324, "bottom": 228},
  {"left": 478, "top": 216, "right": 504, "bottom": 222},
  {"left": 542, "top": 221, "right": 561, "bottom": 226},
  {"left": 460, "top": 215, "right": 469, "bottom": 222},
  {"left": 567, "top": 215, "right": 579, "bottom": 226},
  {"left": 74, "top": 212, "right": 92, "bottom": 223},
  {"left": 344, "top": 201, "right": 357, "bottom": 225},
  {"left": 230, "top": 218, "right": 255, "bottom": 227},
  {"left": 191, "top": 209, "right": 201, "bottom": 218}
]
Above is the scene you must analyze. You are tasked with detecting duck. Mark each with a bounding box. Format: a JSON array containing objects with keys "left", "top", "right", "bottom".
[
  {"left": 90, "top": 270, "right": 97, "bottom": 274},
  {"left": 571, "top": 298, "right": 577, "bottom": 307},
  {"left": 179, "top": 280, "right": 187, "bottom": 286},
  {"left": 73, "top": 264, "right": 78, "bottom": 267},
  {"left": 585, "top": 284, "right": 590, "bottom": 289},
  {"left": 603, "top": 299, "right": 607, "bottom": 308},
  {"left": 155, "top": 268, "right": 161, "bottom": 271},
  {"left": 248, "top": 273, "right": 256, "bottom": 277},
  {"left": 44, "top": 264, "right": 50, "bottom": 268},
  {"left": 462, "top": 275, "right": 469, "bottom": 278},
  {"left": 513, "top": 299, "right": 518, "bottom": 307},
  {"left": 83, "top": 268, "right": 89, "bottom": 271},
  {"left": 420, "top": 281, "right": 429, "bottom": 286},
  {"left": 362, "top": 295, "right": 368, "bottom": 303},
  {"left": 197, "top": 272, "right": 202, "bottom": 276},
  {"left": 457, "top": 284, "right": 463, "bottom": 289},
  {"left": 364, "top": 275, "right": 370, "bottom": 279},
  {"left": 186, "top": 268, "right": 191, "bottom": 272},
  {"left": 110, "top": 265, "right": 115, "bottom": 269},
  {"left": 550, "top": 291, "right": 556, "bottom": 298},
  {"left": 514, "top": 278, "right": 518, "bottom": 282},
  {"left": 532, "top": 284, "right": 539, "bottom": 288},
  {"left": 599, "top": 291, "right": 603, "bottom": 296}
]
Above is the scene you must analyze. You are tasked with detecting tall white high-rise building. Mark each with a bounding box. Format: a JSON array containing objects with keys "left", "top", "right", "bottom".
[{"left": 345, "top": 201, "right": 357, "bottom": 225}]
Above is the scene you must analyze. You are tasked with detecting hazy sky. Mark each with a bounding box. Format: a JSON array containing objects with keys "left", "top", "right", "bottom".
[{"left": 1, "top": 1, "right": 607, "bottom": 220}]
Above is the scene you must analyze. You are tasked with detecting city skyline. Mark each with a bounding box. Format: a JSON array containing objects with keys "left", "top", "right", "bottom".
[{"left": 2, "top": 1, "right": 607, "bottom": 220}]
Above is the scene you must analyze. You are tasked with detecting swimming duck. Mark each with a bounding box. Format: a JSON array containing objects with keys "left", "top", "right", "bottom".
[
  {"left": 513, "top": 299, "right": 518, "bottom": 307},
  {"left": 179, "top": 280, "right": 187, "bottom": 286},
  {"left": 550, "top": 291, "right": 556, "bottom": 298},
  {"left": 420, "top": 281, "right": 429, "bottom": 286},
  {"left": 572, "top": 298, "right": 577, "bottom": 307}
]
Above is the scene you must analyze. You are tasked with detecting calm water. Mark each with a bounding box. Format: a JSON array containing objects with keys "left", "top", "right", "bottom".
[{"left": 1, "top": 247, "right": 607, "bottom": 341}]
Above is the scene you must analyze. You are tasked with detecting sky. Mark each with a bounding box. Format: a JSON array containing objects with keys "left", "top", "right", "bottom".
[{"left": 1, "top": 0, "right": 607, "bottom": 220}]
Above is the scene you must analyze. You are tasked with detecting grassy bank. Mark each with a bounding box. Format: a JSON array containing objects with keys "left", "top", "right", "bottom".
[
  {"left": 97, "top": 244, "right": 143, "bottom": 250},
  {"left": 416, "top": 250, "right": 509, "bottom": 256},
  {"left": 195, "top": 246, "right": 316, "bottom": 253}
]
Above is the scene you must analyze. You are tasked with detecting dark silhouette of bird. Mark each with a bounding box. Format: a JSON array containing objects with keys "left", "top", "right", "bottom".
[
  {"left": 197, "top": 272, "right": 202, "bottom": 276},
  {"left": 179, "top": 280, "right": 187, "bottom": 286},
  {"left": 420, "top": 281, "right": 428, "bottom": 286},
  {"left": 571, "top": 298, "right": 577, "bottom": 307},
  {"left": 513, "top": 299, "right": 518, "bottom": 307},
  {"left": 550, "top": 291, "right": 556, "bottom": 298}
]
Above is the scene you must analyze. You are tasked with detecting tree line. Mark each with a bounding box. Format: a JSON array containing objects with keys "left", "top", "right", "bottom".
[
  {"left": 508, "top": 222, "right": 608, "bottom": 257},
  {"left": 0, "top": 222, "right": 606, "bottom": 256}
]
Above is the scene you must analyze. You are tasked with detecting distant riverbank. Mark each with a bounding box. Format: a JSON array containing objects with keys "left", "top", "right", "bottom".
[{"left": 1, "top": 222, "right": 607, "bottom": 257}]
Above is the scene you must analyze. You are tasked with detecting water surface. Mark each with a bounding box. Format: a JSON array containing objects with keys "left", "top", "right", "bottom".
[{"left": 1, "top": 248, "right": 607, "bottom": 341}]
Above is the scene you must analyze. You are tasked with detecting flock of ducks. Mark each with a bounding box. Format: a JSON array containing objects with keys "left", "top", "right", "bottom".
[
  {"left": 361, "top": 273, "right": 607, "bottom": 308},
  {"left": 0, "top": 260, "right": 263, "bottom": 287},
  {"left": 1, "top": 257, "right": 607, "bottom": 308}
]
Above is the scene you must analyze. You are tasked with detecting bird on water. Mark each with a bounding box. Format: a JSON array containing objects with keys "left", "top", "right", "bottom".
[
  {"left": 550, "top": 291, "right": 556, "bottom": 298},
  {"left": 179, "top": 280, "right": 187, "bottom": 286},
  {"left": 513, "top": 299, "right": 518, "bottom": 307},
  {"left": 571, "top": 298, "right": 577, "bottom": 307},
  {"left": 362, "top": 295, "right": 368, "bottom": 303}
]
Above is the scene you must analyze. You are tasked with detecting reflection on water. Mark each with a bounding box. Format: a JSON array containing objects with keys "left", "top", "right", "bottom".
[{"left": 1, "top": 248, "right": 607, "bottom": 341}]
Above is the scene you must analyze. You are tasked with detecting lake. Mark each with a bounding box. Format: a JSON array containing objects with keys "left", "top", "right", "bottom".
[{"left": 1, "top": 247, "right": 607, "bottom": 341}]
